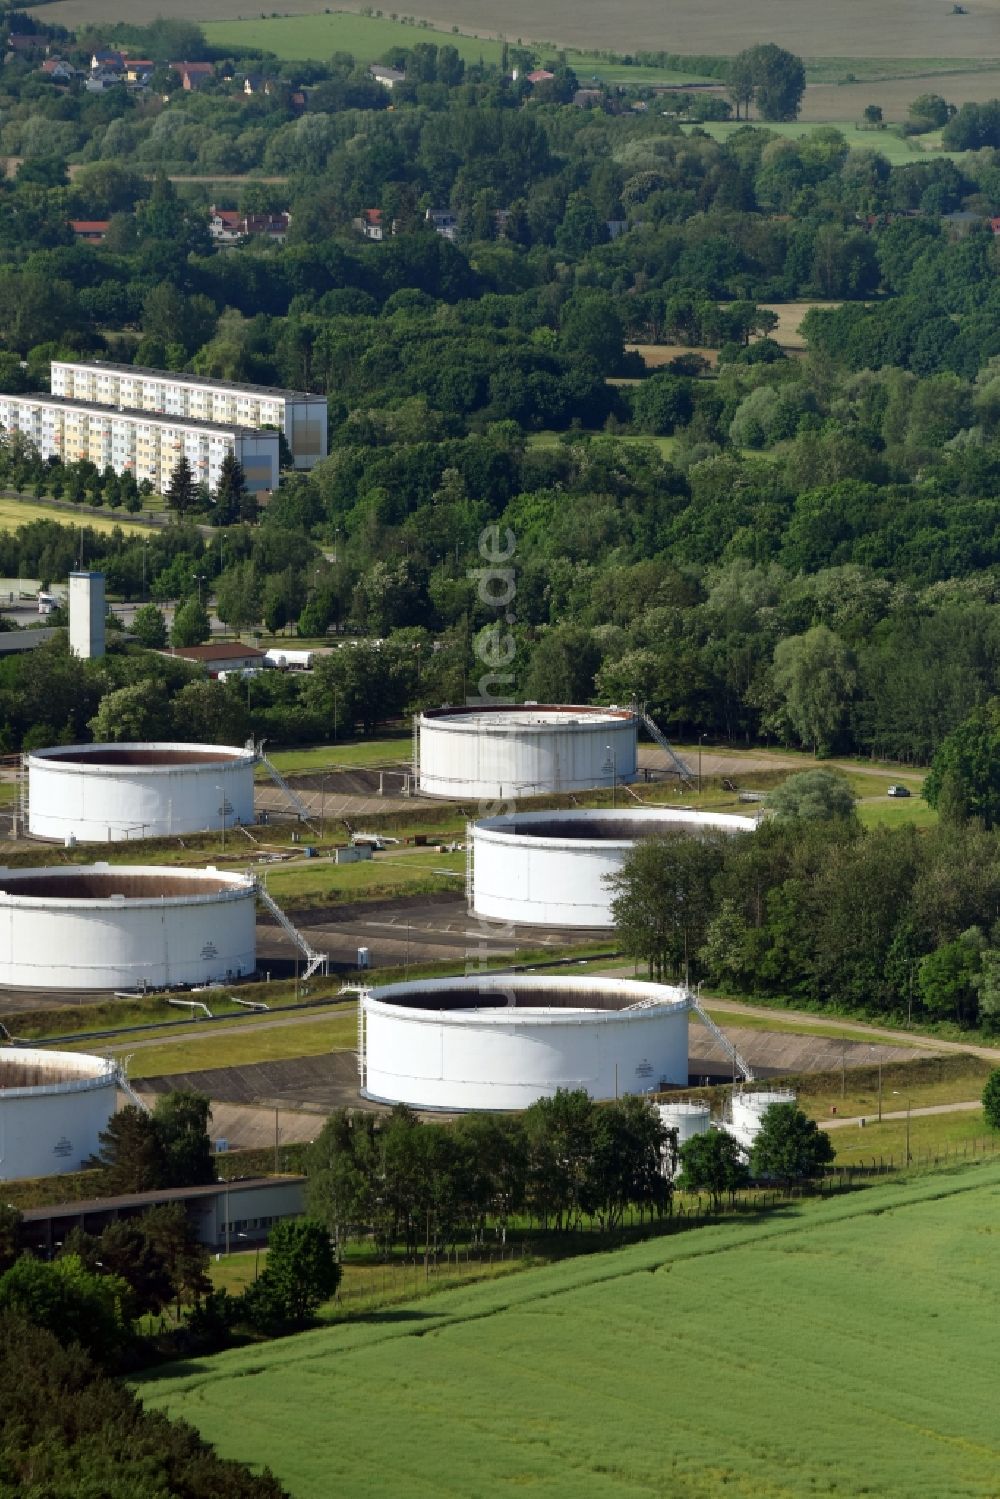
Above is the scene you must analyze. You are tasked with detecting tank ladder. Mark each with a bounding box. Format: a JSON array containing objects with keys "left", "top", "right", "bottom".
[
  {"left": 632, "top": 701, "right": 695, "bottom": 786},
  {"left": 688, "top": 990, "right": 755, "bottom": 1082},
  {"left": 256, "top": 880, "right": 328, "bottom": 980},
  {"left": 464, "top": 820, "right": 474, "bottom": 912},
  {"left": 257, "top": 747, "right": 317, "bottom": 829},
  {"left": 411, "top": 713, "right": 420, "bottom": 790},
  {"left": 114, "top": 1056, "right": 151, "bottom": 1113},
  {"left": 337, "top": 984, "right": 371, "bottom": 1082},
  {"left": 18, "top": 753, "right": 28, "bottom": 837}
]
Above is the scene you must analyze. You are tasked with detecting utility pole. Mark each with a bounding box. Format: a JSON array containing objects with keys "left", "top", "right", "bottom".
[{"left": 893, "top": 1091, "right": 912, "bottom": 1165}]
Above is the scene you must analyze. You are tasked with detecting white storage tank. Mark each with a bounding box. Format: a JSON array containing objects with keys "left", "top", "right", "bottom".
[
  {"left": 726, "top": 1088, "right": 797, "bottom": 1152},
  {"left": 657, "top": 1100, "right": 712, "bottom": 1146},
  {"left": 361, "top": 974, "right": 690, "bottom": 1111},
  {"left": 26, "top": 741, "right": 256, "bottom": 843},
  {"left": 472, "top": 807, "right": 756, "bottom": 927},
  {"left": 417, "top": 704, "right": 638, "bottom": 800},
  {"left": 0, "top": 864, "right": 256, "bottom": 990},
  {"left": 657, "top": 1100, "right": 712, "bottom": 1176},
  {"left": 0, "top": 1048, "right": 119, "bottom": 1180}
]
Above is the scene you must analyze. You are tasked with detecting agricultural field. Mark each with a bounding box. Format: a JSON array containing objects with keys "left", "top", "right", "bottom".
[
  {"left": 196, "top": 14, "right": 1000, "bottom": 125},
  {"left": 203, "top": 14, "right": 721, "bottom": 84},
  {"left": 141, "top": 1161, "right": 1000, "bottom": 1499},
  {"left": 204, "top": 14, "right": 508, "bottom": 68},
  {"left": 31, "top": 0, "right": 999, "bottom": 60},
  {"left": 799, "top": 69, "right": 1000, "bottom": 124}
]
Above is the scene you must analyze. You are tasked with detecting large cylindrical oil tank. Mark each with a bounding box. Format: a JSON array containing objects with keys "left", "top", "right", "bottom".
[
  {"left": 0, "top": 864, "right": 257, "bottom": 990},
  {"left": 472, "top": 807, "right": 756, "bottom": 927},
  {"left": 0, "top": 1048, "right": 119, "bottom": 1180},
  {"left": 26, "top": 742, "right": 256, "bottom": 842},
  {"left": 417, "top": 704, "right": 638, "bottom": 801},
  {"left": 361, "top": 974, "right": 690, "bottom": 1111}
]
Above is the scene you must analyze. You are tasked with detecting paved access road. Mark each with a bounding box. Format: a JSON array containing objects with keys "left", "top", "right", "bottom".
[{"left": 824, "top": 1100, "right": 983, "bottom": 1131}]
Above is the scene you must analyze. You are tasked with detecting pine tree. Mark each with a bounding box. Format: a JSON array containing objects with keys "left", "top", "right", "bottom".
[
  {"left": 166, "top": 454, "right": 196, "bottom": 515},
  {"left": 213, "top": 450, "right": 246, "bottom": 526}
]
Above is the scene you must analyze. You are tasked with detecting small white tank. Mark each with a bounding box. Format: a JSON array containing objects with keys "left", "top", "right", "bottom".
[
  {"left": 657, "top": 1100, "right": 711, "bottom": 1176},
  {"left": 657, "top": 1100, "right": 712, "bottom": 1145},
  {"left": 727, "top": 1088, "right": 797, "bottom": 1151}
]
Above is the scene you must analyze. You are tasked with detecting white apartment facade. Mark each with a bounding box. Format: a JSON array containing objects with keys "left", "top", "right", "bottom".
[
  {"left": 50, "top": 361, "right": 328, "bottom": 470},
  {"left": 0, "top": 393, "right": 280, "bottom": 495}
]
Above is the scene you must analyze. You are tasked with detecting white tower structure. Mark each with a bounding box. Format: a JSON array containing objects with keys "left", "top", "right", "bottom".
[{"left": 69, "top": 571, "right": 105, "bottom": 660}]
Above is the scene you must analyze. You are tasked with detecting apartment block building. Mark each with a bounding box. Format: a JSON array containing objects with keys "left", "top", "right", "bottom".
[
  {"left": 49, "top": 361, "right": 327, "bottom": 470},
  {"left": 0, "top": 393, "right": 280, "bottom": 495}
]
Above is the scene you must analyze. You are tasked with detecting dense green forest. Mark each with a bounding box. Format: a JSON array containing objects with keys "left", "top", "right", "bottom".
[
  {"left": 609, "top": 809, "right": 1000, "bottom": 1027},
  {"left": 3, "top": 15, "right": 1000, "bottom": 762}
]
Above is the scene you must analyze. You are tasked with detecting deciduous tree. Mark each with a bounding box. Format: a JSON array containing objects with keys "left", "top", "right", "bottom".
[
  {"left": 677, "top": 1130, "right": 749, "bottom": 1208},
  {"left": 749, "top": 1102, "right": 834, "bottom": 1183},
  {"left": 608, "top": 833, "right": 727, "bottom": 981},
  {"left": 260, "top": 1218, "right": 341, "bottom": 1324},
  {"left": 767, "top": 769, "right": 857, "bottom": 821}
]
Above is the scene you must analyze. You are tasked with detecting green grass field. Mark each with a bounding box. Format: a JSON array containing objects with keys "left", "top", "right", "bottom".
[
  {"left": 125, "top": 1006, "right": 359, "bottom": 1077},
  {"left": 258, "top": 737, "right": 412, "bottom": 776},
  {"left": 141, "top": 1161, "right": 1000, "bottom": 1498},
  {"left": 831, "top": 1109, "right": 994, "bottom": 1167},
  {"left": 685, "top": 119, "right": 968, "bottom": 165},
  {"left": 527, "top": 431, "right": 678, "bottom": 458},
  {"left": 205, "top": 14, "right": 507, "bottom": 65},
  {"left": 0, "top": 496, "right": 158, "bottom": 536},
  {"left": 260, "top": 847, "right": 465, "bottom": 905}
]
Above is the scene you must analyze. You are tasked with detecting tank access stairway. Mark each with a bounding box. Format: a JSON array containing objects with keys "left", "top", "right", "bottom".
[
  {"left": 114, "top": 1061, "right": 151, "bottom": 1113},
  {"left": 256, "top": 881, "right": 328, "bottom": 980},
  {"left": 688, "top": 990, "right": 755, "bottom": 1082},
  {"left": 256, "top": 747, "right": 317, "bottom": 829},
  {"left": 632, "top": 703, "right": 695, "bottom": 787},
  {"left": 337, "top": 983, "right": 373, "bottom": 1081}
]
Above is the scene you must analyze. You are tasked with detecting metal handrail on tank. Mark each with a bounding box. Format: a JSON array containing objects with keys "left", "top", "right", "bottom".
[
  {"left": 338, "top": 984, "right": 373, "bottom": 1081},
  {"left": 687, "top": 989, "right": 754, "bottom": 1082},
  {"left": 256, "top": 880, "right": 328, "bottom": 980},
  {"left": 256, "top": 742, "right": 317, "bottom": 829},
  {"left": 631, "top": 700, "right": 695, "bottom": 785}
]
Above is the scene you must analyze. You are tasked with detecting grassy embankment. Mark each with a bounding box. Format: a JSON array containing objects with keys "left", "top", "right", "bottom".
[{"left": 140, "top": 1161, "right": 1000, "bottom": 1499}]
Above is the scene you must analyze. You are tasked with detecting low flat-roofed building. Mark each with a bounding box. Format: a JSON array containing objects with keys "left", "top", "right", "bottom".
[
  {"left": 165, "top": 642, "right": 267, "bottom": 675},
  {"left": 18, "top": 1174, "right": 306, "bottom": 1254}
]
